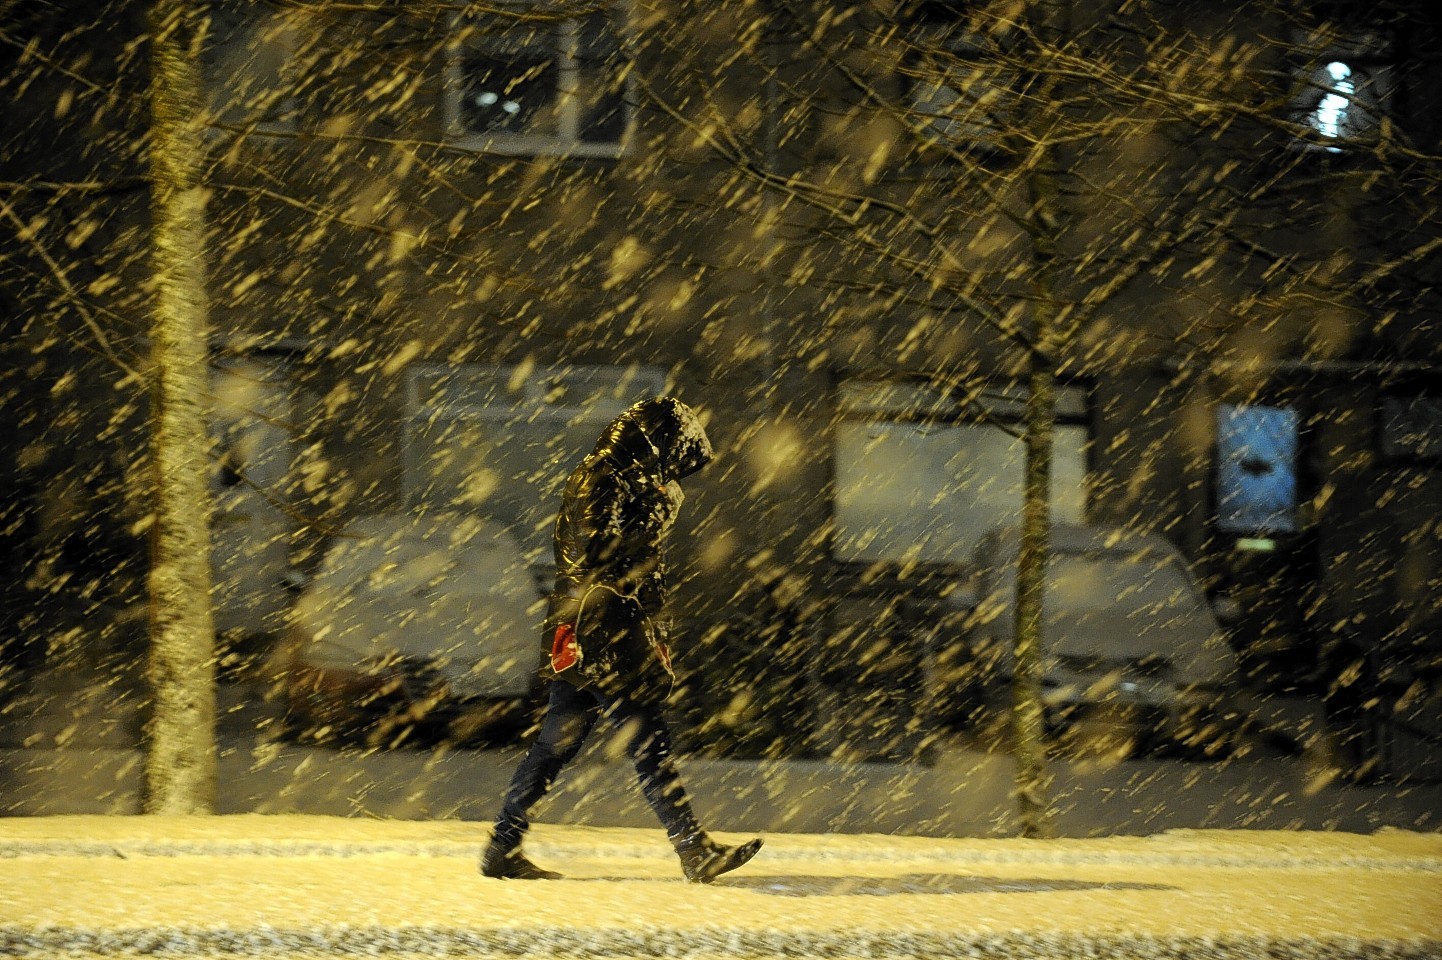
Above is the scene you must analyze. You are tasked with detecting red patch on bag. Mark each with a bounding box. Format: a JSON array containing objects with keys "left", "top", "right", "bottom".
[{"left": 550, "top": 623, "right": 580, "bottom": 672}]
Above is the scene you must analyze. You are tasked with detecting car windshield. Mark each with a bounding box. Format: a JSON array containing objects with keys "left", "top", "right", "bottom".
[
  {"left": 1047, "top": 549, "right": 1197, "bottom": 621},
  {"left": 321, "top": 533, "right": 451, "bottom": 595}
]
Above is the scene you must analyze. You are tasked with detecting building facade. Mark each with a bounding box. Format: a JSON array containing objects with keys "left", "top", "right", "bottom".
[{"left": 3, "top": 0, "right": 1439, "bottom": 765}]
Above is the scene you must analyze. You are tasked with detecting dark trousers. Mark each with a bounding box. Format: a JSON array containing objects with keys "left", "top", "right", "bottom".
[{"left": 491, "top": 679, "right": 701, "bottom": 851}]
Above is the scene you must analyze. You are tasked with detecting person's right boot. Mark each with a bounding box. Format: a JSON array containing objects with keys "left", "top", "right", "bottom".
[
  {"left": 675, "top": 834, "right": 763, "bottom": 884},
  {"left": 480, "top": 838, "right": 562, "bottom": 880}
]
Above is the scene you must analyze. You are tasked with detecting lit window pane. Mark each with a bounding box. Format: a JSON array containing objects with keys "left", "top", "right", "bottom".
[
  {"left": 1312, "top": 61, "right": 1355, "bottom": 141},
  {"left": 1215, "top": 405, "right": 1299, "bottom": 535}
]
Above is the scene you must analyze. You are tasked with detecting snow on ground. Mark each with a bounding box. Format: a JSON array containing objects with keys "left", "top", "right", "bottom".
[{"left": 0, "top": 816, "right": 1438, "bottom": 958}]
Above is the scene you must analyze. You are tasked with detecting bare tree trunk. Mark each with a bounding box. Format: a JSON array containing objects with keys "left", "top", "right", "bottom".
[
  {"left": 1013, "top": 328, "right": 1056, "bottom": 839},
  {"left": 1012, "top": 68, "right": 1064, "bottom": 839},
  {"left": 144, "top": 0, "right": 216, "bottom": 815}
]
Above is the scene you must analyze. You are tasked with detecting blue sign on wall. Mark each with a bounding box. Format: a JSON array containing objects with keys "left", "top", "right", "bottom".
[{"left": 1216, "top": 405, "right": 1299, "bottom": 535}]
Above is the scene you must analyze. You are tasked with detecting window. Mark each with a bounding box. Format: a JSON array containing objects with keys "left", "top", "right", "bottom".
[
  {"left": 1289, "top": 31, "right": 1392, "bottom": 152},
  {"left": 831, "top": 380, "right": 1089, "bottom": 565},
  {"left": 1379, "top": 393, "right": 1442, "bottom": 464},
  {"left": 902, "top": 6, "right": 1017, "bottom": 154},
  {"left": 403, "top": 363, "right": 667, "bottom": 566},
  {"left": 201, "top": 2, "right": 302, "bottom": 135},
  {"left": 1215, "top": 405, "right": 1299, "bottom": 535},
  {"left": 446, "top": 2, "right": 632, "bottom": 157}
]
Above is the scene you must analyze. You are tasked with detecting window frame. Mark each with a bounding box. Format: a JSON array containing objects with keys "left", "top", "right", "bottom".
[
  {"left": 899, "top": 10, "right": 1020, "bottom": 157},
  {"left": 1378, "top": 391, "right": 1442, "bottom": 466},
  {"left": 1286, "top": 29, "right": 1394, "bottom": 154},
  {"left": 200, "top": 1, "right": 304, "bottom": 139},
  {"left": 443, "top": 0, "right": 634, "bottom": 159}
]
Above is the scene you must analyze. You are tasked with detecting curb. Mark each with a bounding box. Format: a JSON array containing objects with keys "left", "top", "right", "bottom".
[
  {"left": 1, "top": 925, "right": 1437, "bottom": 960},
  {"left": 3, "top": 835, "right": 1440, "bottom": 873}
]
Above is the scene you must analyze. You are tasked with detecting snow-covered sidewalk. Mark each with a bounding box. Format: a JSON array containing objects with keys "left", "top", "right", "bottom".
[{"left": 1, "top": 816, "right": 1438, "bottom": 958}]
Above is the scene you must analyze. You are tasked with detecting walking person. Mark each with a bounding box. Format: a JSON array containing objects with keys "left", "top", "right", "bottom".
[{"left": 481, "top": 396, "right": 763, "bottom": 883}]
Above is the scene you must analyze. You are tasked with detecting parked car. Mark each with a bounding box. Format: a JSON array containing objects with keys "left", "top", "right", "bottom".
[
  {"left": 208, "top": 354, "right": 309, "bottom": 674},
  {"left": 267, "top": 511, "right": 545, "bottom": 746},
  {"left": 211, "top": 487, "right": 296, "bottom": 666},
  {"left": 953, "top": 523, "right": 1241, "bottom": 752}
]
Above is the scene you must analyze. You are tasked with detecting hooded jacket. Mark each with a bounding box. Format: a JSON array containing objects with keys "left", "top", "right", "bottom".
[{"left": 542, "top": 397, "right": 713, "bottom": 701}]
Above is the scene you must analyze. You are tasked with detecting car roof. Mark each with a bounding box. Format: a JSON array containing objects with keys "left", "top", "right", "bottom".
[{"left": 981, "top": 523, "right": 1184, "bottom": 561}]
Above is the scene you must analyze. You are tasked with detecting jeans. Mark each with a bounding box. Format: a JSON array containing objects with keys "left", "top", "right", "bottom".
[{"left": 491, "top": 679, "right": 701, "bottom": 851}]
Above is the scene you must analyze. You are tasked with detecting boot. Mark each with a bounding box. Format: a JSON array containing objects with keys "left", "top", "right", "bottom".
[
  {"left": 481, "top": 840, "right": 562, "bottom": 880},
  {"left": 675, "top": 834, "right": 763, "bottom": 884}
]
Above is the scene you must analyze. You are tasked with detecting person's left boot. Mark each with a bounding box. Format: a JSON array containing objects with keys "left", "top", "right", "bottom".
[
  {"left": 481, "top": 841, "right": 562, "bottom": 880},
  {"left": 675, "top": 834, "right": 763, "bottom": 883}
]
